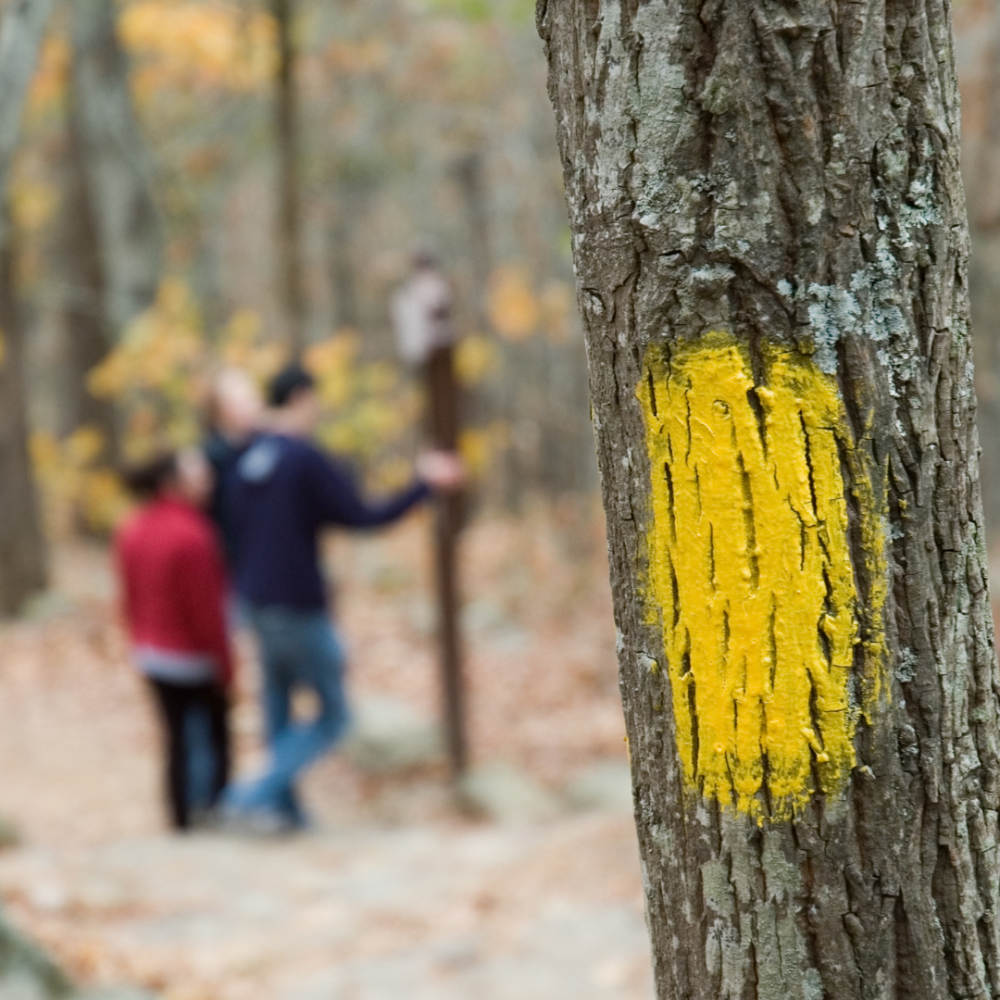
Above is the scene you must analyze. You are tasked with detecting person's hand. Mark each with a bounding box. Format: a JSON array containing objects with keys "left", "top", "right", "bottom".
[{"left": 416, "top": 450, "right": 466, "bottom": 492}]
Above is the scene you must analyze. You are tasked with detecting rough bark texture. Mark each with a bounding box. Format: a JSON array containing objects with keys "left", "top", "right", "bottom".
[
  {"left": 539, "top": 1, "right": 1000, "bottom": 998},
  {"left": 70, "top": 0, "right": 160, "bottom": 339}
]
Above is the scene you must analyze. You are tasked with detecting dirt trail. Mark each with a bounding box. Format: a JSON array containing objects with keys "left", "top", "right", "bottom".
[{"left": 0, "top": 512, "right": 654, "bottom": 999}]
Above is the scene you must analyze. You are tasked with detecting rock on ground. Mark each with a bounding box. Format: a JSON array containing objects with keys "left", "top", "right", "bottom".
[
  {"left": 342, "top": 696, "right": 444, "bottom": 774},
  {"left": 564, "top": 762, "right": 634, "bottom": 814},
  {"left": 459, "top": 763, "right": 561, "bottom": 822}
]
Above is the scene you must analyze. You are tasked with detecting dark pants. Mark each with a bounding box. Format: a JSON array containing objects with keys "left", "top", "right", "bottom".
[{"left": 148, "top": 679, "right": 230, "bottom": 830}]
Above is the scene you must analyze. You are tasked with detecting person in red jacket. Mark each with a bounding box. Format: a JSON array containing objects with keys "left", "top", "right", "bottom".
[{"left": 115, "top": 448, "right": 233, "bottom": 831}]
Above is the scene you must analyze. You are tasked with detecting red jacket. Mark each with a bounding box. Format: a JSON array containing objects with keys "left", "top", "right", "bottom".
[{"left": 115, "top": 496, "right": 233, "bottom": 686}]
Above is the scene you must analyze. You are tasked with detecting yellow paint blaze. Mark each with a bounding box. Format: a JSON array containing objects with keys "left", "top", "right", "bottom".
[{"left": 637, "top": 333, "right": 885, "bottom": 821}]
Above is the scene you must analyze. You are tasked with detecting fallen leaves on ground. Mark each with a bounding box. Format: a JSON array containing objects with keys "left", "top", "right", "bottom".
[{"left": 0, "top": 500, "right": 653, "bottom": 1000}]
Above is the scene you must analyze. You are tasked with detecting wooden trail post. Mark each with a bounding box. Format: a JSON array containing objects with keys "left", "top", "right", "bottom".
[
  {"left": 426, "top": 345, "right": 466, "bottom": 775},
  {"left": 392, "top": 257, "right": 467, "bottom": 777}
]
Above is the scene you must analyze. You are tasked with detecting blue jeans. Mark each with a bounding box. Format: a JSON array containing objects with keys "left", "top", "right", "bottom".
[{"left": 225, "top": 605, "right": 350, "bottom": 822}]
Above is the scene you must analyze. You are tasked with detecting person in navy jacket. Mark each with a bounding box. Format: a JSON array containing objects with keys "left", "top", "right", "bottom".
[{"left": 222, "top": 363, "right": 462, "bottom": 831}]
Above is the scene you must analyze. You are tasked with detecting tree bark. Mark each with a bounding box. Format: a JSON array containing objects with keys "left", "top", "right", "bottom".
[
  {"left": 329, "top": 183, "right": 364, "bottom": 332},
  {"left": 0, "top": 0, "right": 53, "bottom": 614},
  {"left": 454, "top": 150, "right": 492, "bottom": 331},
  {"left": 0, "top": 234, "right": 47, "bottom": 615},
  {"left": 57, "top": 70, "right": 115, "bottom": 448},
  {"left": 273, "top": 0, "right": 305, "bottom": 355},
  {"left": 0, "top": 0, "right": 54, "bottom": 246},
  {"left": 539, "top": 1, "right": 1000, "bottom": 998},
  {"left": 70, "top": 0, "right": 160, "bottom": 341}
]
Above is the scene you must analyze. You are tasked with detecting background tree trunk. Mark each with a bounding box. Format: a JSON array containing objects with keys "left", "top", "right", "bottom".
[
  {"left": 329, "top": 197, "right": 359, "bottom": 332},
  {"left": 0, "top": 0, "right": 53, "bottom": 615},
  {"left": 273, "top": 0, "right": 305, "bottom": 355},
  {"left": 69, "top": 0, "right": 159, "bottom": 343},
  {"left": 63, "top": 0, "right": 159, "bottom": 459},
  {"left": 0, "top": 0, "right": 53, "bottom": 245},
  {"left": 69, "top": 0, "right": 159, "bottom": 338},
  {"left": 0, "top": 235, "right": 47, "bottom": 616},
  {"left": 57, "top": 72, "right": 115, "bottom": 448},
  {"left": 540, "top": 1, "right": 1000, "bottom": 998},
  {"left": 955, "top": 0, "right": 1000, "bottom": 543}
]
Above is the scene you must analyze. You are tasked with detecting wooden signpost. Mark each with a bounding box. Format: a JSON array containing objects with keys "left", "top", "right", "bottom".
[
  {"left": 392, "top": 257, "right": 467, "bottom": 777},
  {"left": 425, "top": 343, "right": 466, "bottom": 775}
]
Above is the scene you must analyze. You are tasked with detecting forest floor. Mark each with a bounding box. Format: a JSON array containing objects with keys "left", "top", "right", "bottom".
[{"left": 0, "top": 501, "right": 655, "bottom": 1000}]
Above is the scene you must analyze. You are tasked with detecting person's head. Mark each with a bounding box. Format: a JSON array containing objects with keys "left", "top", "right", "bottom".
[
  {"left": 121, "top": 447, "right": 213, "bottom": 508},
  {"left": 268, "top": 362, "right": 320, "bottom": 434},
  {"left": 174, "top": 447, "right": 213, "bottom": 507},
  {"left": 205, "top": 368, "right": 264, "bottom": 440}
]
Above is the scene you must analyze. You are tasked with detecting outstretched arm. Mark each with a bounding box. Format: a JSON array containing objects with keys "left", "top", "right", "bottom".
[{"left": 309, "top": 452, "right": 430, "bottom": 529}]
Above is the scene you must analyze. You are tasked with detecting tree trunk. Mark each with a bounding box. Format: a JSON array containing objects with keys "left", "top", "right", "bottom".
[
  {"left": 539, "top": 2, "right": 1000, "bottom": 998},
  {"left": 0, "top": 0, "right": 53, "bottom": 615},
  {"left": 0, "top": 0, "right": 53, "bottom": 246},
  {"left": 329, "top": 188, "right": 361, "bottom": 332},
  {"left": 0, "top": 234, "right": 47, "bottom": 615},
  {"left": 956, "top": 0, "right": 1000, "bottom": 543},
  {"left": 454, "top": 150, "right": 492, "bottom": 331},
  {"left": 70, "top": 0, "right": 160, "bottom": 341},
  {"left": 57, "top": 72, "right": 115, "bottom": 448},
  {"left": 273, "top": 0, "right": 305, "bottom": 355}
]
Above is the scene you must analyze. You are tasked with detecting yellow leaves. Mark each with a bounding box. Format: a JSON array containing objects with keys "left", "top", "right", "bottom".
[
  {"left": 309, "top": 332, "right": 421, "bottom": 470},
  {"left": 487, "top": 265, "right": 540, "bottom": 341},
  {"left": 455, "top": 334, "right": 498, "bottom": 386},
  {"left": 459, "top": 422, "right": 508, "bottom": 479},
  {"left": 89, "top": 277, "right": 203, "bottom": 407},
  {"left": 487, "top": 266, "right": 575, "bottom": 343},
  {"left": 26, "top": 34, "right": 69, "bottom": 116},
  {"left": 62, "top": 426, "right": 105, "bottom": 466},
  {"left": 9, "top": 175, "right": 59, "bottom": 235},
  {"left": 218, "top": 309, "right": 283, "bottom": 382},
  {"left": 90, "top": 278, "right": 211, "bottom": 457},
  {"left": 120, "top": 1, "right": 277, "bottom": 97},
  {"left": 87, "top": 277, "right": 420, "bottom": 493},
  {"left": 538, "top": 280, "right": 574, "bottom": 343},
  {"left": 31, "top": 428, "right": 131, "bottom": 537},
  {"left": 306, "top": 333, "right": 361, "bottom": 411}
]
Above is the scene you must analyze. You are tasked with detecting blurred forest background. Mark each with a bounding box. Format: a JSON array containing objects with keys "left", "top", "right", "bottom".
[
  {"left": 3, "top": 2, "right": 1000, "bottom": 998},
  {"left": 0, "top": 0, "right": 595, "bottom": 617},
  {"left": 0, "top": 0, "right": 999, "bottom": 610}
]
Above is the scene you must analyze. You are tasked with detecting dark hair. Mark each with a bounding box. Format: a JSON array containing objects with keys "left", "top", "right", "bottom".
[
  {"left": 120, "top": 451, "right": 178, "bottom": 498},
  {"left": 268, "top": 363, "right": 315, "bottom": 408}
]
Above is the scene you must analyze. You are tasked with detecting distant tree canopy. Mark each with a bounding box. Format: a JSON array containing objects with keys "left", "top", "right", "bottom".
[{"left": 11, "top": 0, "right": 595, "bottom": 538}]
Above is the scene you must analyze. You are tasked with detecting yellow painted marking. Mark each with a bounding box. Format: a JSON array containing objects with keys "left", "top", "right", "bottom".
[{"left": 637, "top": 332, "right": 886, "bottom": 821}]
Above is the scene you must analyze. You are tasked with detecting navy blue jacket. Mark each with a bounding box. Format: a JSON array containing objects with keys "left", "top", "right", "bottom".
[
  {"left": 203, "top": 431, "right": 250, "bottom": 565},
  {"left": 231, "top": 434, "right": 429, "bottom": 610}
]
